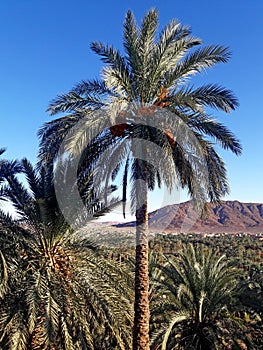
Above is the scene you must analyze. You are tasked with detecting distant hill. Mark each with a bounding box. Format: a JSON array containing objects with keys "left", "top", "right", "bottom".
[{"left": 114, "top": 200, "right": 263, "bottom": 233}]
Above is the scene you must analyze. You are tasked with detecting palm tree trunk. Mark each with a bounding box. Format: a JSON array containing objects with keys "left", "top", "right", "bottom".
[{"left": 132, "top": 162, "right": 150, "bottom": 350}]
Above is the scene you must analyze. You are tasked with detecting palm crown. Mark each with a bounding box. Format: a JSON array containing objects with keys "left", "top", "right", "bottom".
[
  {"left": 39, "top": 9, "right": 241, "bottom": 212},
  {"left": 150, "top": 244, "right": 247, "bottom": 349}
]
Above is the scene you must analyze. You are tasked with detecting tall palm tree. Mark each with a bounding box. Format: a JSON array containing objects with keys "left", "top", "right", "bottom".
[
  {"left": 38, "top": 9, "right": 241, "bottom": 349},
  {"left": 0, "top": 158, "right": 133, "bottom": 349},
  {"left": 150, "top": 244, "right": 249, "bottom": 349}
]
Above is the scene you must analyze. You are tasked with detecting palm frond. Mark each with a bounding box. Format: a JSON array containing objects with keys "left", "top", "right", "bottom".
[
  {"left": 165, "top": 45, "right": 231, "bottom": 86},
  {"left": 123, "top": 10, "right": 139, "bottom": 74},
  {"left": 189, "top": 84, "right": 239, "bottom": 112},
  {"left": 148, "top": 21, "right": 201, "bottom": 96},
  {"left": 91, "top": 42, "right": 134, "bottom": 98},
  {"left": 21, "top": 158, "right": 42, "bottom": 200},
  {"left": 0, "top": 148, "right": 6, "bottom": 157},
  {"left": 37, "top": 113, "right": 85, "bottom": 165},
  {"left": 136, "top": 8, "right": 159, "bottom": 101},
  {"left": 73, "top": 78, "right": 111, "bottom": 96},
  {"left": 161, "top": 312, "right": 189, "bottom": 350},
  {"left": 187, "top": 112, "right": 242, "bottom": 154},
  {"left": 2, "top": 176, "right": 33, "bottom": 219},
  {"left": 0, "top": 160, "right": 22, "bottom": 179},
  {"left": 47, "top": 91, "right": 104, "bottom": 116},
  {"left": 0, "top": 251, "right": 8, "bottom": 298}
]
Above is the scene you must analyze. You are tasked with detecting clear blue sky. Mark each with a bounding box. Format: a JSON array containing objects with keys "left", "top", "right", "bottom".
[{"left": 0, "top": 0, "right": 262, "bottom": 207}]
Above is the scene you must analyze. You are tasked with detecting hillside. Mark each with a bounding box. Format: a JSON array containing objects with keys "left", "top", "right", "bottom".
[{"left": 114, "top": 200, "right": 263, "bottom": 233}]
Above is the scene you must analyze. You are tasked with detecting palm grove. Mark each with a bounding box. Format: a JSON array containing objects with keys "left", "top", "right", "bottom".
[{"left": 0, "top": 8, "right": 261, "bottom": 350}]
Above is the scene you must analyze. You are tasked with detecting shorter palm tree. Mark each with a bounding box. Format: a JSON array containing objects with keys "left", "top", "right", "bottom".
[
  {"left": 0, "top": 158, "right": 133, "bottom": 350},
  {"left": 150, "top": 244, "right": 250, "bottom": 350}
]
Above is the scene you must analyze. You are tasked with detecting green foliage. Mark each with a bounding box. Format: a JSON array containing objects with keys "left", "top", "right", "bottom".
[
  {"left": 0, "top": 159, "right": 133, "bottom": 349},
  {"left": 150, "top": 243, "right": 252, "bottom": 349}
]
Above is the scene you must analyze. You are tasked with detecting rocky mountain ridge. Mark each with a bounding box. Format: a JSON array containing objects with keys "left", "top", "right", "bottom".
[{"left": 114, "top": 200, "right": 263, "bottom": 233}]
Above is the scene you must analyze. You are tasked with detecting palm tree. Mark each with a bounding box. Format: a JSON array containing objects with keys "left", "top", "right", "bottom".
[
  {"left": 0, "top": 158, "right": 133, "bottom": 349},
  {"left": 150, "top": 244, "right": 250, "bottom": 349},
  {"left": 38, "top": 9, "right": 241, "bottom": 349}
]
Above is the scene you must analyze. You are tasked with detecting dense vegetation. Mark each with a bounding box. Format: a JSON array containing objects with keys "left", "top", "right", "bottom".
[
  {"left": 0, "top": 8, "right": 261, "bottom": 350},
  {"left": 150, "top": 233, "right": 263, "bottom": 349},
  {"left": 1, "top": 187, "right": 262, "bottom": 350},
  {"left": 108, "top": 232, "right": 263, "bottom": 349}
]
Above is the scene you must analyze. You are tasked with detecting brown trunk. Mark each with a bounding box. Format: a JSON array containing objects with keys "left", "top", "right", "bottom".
[{"left": 132, "top": 167, "right": 150, "bottom": 350}]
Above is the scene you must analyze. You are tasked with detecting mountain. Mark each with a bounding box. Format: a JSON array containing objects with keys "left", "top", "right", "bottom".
[{"left": 114, "top": 200, "right": 263, "bottom": 233}]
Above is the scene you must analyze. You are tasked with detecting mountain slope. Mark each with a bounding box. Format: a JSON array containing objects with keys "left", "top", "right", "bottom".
[{"left": 115, "top": 201, "right": 263, "bottom": 233}]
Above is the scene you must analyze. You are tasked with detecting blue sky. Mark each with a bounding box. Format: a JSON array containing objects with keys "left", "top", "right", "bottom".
[{"left": 0, "top": 0, "right": 262, "bottom": 214}]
